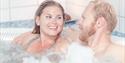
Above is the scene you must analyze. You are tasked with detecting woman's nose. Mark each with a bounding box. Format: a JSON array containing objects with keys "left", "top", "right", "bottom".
[{"left": 51, "top": 18, "right": 57, "bottom": 24}]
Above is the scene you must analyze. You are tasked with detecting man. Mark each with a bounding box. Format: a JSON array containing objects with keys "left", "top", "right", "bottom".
[{"left": 77, "top": 1, "right": 125, "bottom": 63}]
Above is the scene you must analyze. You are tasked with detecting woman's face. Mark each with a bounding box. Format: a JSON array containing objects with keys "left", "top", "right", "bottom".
[{"left": 37, "top": 6, "right": 64, "bottom": 36}]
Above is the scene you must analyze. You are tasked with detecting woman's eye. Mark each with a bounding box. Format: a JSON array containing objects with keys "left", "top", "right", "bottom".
[
  {"left": 57, "top": 16, "right": 62, "bottom": 19},
  {"left": 45, "top": 15, "right": 52, "bottom": 19}
]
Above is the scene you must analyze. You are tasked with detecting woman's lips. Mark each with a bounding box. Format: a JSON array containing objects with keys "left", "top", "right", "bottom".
[{"left": 48, "top": 26, "right": 58, "bottom": 31}]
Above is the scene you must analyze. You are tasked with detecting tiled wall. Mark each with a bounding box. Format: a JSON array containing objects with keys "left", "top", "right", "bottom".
[
  {"left": 0, "top": 0, "right": 125, "bottom": 33},
  {"left": 0, "top": 0, "right": 42, "bottom": 22},
  {"left": 65, "top": 0, "right": 125, "bottom": 33},
  {"left": 107, "top": 0, "right": 125, "bottom": 33},
  {"left": 0, "top": 0, "right": 66, "bottom": 22},
  {"left": 65, "top": 0, "right": 91, "bottom": 19}
]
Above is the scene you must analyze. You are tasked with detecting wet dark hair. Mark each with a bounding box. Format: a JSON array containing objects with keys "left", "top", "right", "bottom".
[{"left": 32, "top": 0, "right": 64, "bottom": 34}]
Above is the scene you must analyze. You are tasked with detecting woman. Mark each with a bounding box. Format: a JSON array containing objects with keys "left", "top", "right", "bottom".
[
  {"left": 13, "top": 0, "right": 69, "bottom": 55},
  {"left": 13, "top": 1, "right": 93, "bottom": 63}
]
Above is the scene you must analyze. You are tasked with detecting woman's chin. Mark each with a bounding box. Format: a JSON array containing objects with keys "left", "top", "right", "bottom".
[{"left": 48, "top": 32, "right": 59, "bottom": 37}]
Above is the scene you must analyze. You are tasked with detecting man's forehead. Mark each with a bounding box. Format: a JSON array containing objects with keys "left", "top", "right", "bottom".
[{"left": 83, "top": 2, "right": 95, "bottom": 15}]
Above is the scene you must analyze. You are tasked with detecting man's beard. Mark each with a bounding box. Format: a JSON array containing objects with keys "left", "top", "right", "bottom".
[{"left": 79, "top": 26, "right": 95, "bottom": 43}]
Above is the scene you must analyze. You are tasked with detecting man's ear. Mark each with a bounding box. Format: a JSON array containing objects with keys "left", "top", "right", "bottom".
[
  {"left": 95, "top": 16, "right": 106, "bottom": 29},
  {"left": 35, "top": 16, "right": 40, "bottom": 26}
]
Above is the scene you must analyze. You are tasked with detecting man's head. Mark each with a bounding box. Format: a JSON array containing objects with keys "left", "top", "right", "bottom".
[{"left": 78, "top": 1, "right": 117, "bottom": 42}]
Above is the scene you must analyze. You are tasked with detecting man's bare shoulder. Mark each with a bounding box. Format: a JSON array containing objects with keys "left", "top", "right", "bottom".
[
  {"left": 106, "top": 43, "right": 125, "bottom": 63},
  {"left": 111, "top": 43, "right": 125, "bottom": 52},
  {"left": 96, "top": 43, "right": 125, "bottom": 63}
]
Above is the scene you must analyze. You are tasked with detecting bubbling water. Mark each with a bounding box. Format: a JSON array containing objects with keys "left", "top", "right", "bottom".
[{"left": 0, "top": 41, "right": 33, "bottom": 63}]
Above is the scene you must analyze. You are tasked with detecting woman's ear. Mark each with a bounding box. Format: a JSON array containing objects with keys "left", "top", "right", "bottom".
[
  {"left": 36, "top": 16, "right": 40, "bottom": 26},
  {"left": 95, "top": 16, "right": 106, "bottom": 29}
]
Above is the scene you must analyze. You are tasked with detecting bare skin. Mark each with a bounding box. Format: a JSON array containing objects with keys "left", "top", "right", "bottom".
[
  {"left": 63, "top": 28, "right": 79, "bottom": 42},
  {"left": 13, "top": 31, "right": 69, "bottom": 55},
  {"left": 88, "top": 32, "right": 125, "bottom": 63},
  {"left": 77, "top": 1, "right": 125, "bottom": 63},
  {"left": 26, "top": 34, "right": 69, "bottom": 54},
  {"left": 104, "top": 44, "right": 125, "bottom": 63},
  {"left": 65, "top": 24, "right": 125, "bottom": 63},
  {"left": 13, "top": 31, "right": 39, "bottom": 48},
  {"left": 13, "top": 5, "right": 69, "bottom": 56}
]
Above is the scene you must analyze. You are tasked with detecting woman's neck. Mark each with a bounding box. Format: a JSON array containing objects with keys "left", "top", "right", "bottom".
[{"left": 39, "top": 33, "right": 60, "bottom": 50}]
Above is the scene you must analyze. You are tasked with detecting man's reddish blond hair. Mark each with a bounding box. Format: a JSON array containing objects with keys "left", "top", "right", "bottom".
[{"left": 92, "top": 1, "right": 117, "bottom": 32}]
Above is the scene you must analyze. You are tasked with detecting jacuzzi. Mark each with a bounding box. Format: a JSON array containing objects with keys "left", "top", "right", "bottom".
[
  {"left": 0, "top": 19, "right": 125, "bottom": 63},
  {"left": 0, "top": 19, "right": 125, "bottom": 45}
]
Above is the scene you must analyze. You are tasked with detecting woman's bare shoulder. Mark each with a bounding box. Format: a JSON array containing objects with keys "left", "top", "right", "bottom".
[{"left": 13, "top": 31, "right": 39, "bottom": 46}]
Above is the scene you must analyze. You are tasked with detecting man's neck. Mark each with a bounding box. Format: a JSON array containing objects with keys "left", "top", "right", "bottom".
[{"left": 88, "top": 32, "right": 112, "bottom": 57}]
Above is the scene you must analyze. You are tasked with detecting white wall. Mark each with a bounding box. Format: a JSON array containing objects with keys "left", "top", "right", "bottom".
[
  {"left": 0, "top": 0, "right": 125, "bottom": 33},
  {"left": 65, "top": 0, "right": 91, "bottom": 19},
  {"left": 0, "top": 0, "right": 10, "bottom": 21},
  {"left": 0, "top": 0, "right": 40, "bottom": 22},
  {"left": 0, "top": 0, "right": 66, "bottom": 22},
  {"left": 107, "top": 0, "right": 125, "bottom": 33},
  {"left": 65, "top": 0, "right": 125, "bottom": 33}
]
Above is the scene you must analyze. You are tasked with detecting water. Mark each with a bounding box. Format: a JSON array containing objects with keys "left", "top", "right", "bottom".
[
  {"left": 0, "top": 41, "right": 30, "bottom": 63},
  {"left": 0, "top": 20, "right": 124, "bottom": 63}
]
